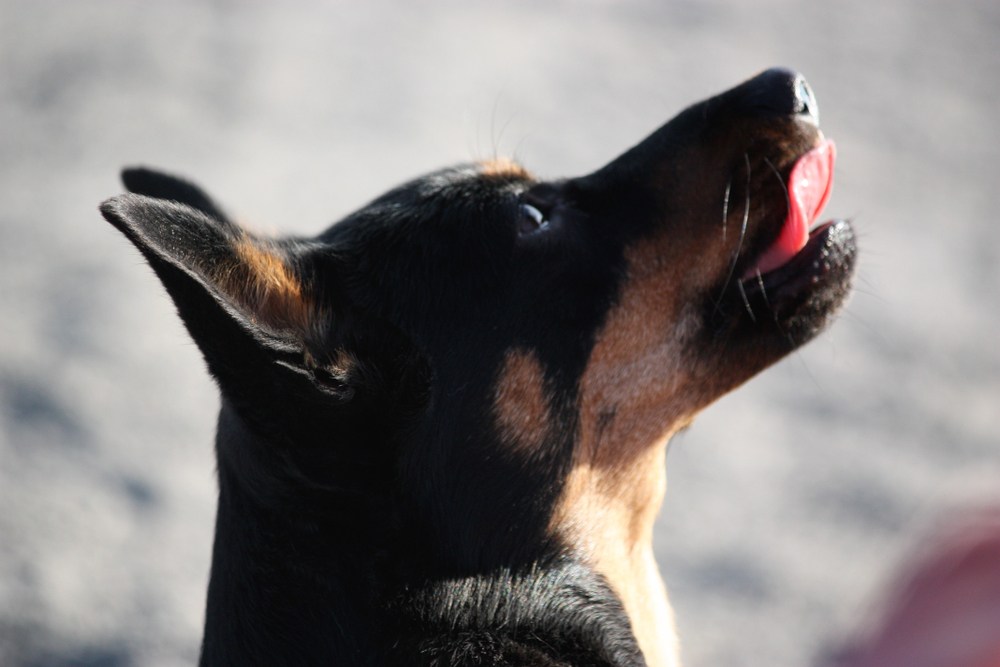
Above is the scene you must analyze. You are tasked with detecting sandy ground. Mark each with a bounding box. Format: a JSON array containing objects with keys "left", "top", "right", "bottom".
[{"left": 1, "top": 1, "right": 998, "bottom": 665}]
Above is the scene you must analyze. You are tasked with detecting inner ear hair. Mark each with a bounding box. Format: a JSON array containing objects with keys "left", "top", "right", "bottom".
[{"left": 212, "top": 235, "right": 315, "bottom": 335}]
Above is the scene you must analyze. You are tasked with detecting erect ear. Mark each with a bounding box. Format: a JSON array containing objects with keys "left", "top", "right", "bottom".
[
  {"left": 100, "top": 182, "right": 339, "bottom": 413},
  {"left": 101, "top": 191, "right": 314, "bottom": 337},
  {"left": 121, "top": 166, "right": 230, "bottom": 223},
  {"left": 115, "top": 168, "right": 314, "bottom": 337}
]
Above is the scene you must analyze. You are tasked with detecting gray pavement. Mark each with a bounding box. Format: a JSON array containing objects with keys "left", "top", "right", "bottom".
[{"left": 1, "top": 1, "right": 998, "bottom": 665}]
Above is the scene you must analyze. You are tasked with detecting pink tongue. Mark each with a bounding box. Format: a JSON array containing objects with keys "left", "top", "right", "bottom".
[{"left": 747, "top": 139, "right": 836, "bottom": 278}]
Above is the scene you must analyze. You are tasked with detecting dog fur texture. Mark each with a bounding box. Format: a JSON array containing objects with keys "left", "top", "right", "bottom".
[{"left": 100, "top": 68, "right": 856, "bottom": 666}]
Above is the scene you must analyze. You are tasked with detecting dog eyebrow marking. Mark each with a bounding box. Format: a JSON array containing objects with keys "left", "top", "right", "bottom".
[
  {"left": 492, "top": 347, "right": 554, "bottom": 455},
  {"left": 213, "top": 237, "right": 313, "bottom": 333},
  {"left": 478, "top": 158, "right": 532, "bottom": 180}
]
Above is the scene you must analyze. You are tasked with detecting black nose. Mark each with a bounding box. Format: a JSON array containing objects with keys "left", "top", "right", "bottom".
[{"left": 739, "top": 67, "right": 819, "bottom": 122}]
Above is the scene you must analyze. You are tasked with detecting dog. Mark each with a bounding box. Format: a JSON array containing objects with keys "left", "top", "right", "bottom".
[{"left": 100, "top": 68, "right": 856, "bottom": 666}]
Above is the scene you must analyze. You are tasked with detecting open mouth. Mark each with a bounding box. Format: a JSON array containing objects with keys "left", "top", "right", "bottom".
[
  {"left": 734, "top": 136, "right": 855, "bottom": 311},
  {"left": 719, "top": 132, "right": 856, "bottom": 339},
  {"left": 690, "top": 69, "right": 856, "bottom": 347},
  {"left": 742, "top": 138, "right": 836, "bottom": 281}
]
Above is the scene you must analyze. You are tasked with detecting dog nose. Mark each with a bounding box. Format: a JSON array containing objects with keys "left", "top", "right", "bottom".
[
  {"left": 740, "top": 67, "right": 819, "bottom": 123},
  {"left": 793, "top": 73, "right": 819, "bottom": 122}
]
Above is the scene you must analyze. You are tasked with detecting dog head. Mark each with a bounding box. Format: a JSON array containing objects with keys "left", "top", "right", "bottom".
[{"left": 102, "top": 68, "right": 855, "bottom": 662}]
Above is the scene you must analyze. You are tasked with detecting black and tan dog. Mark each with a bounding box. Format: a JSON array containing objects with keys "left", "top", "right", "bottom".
[{"left": 100, "top": 68, "right": 855, "bottom": 666}]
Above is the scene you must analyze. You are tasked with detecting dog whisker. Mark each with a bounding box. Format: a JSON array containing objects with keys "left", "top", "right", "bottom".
[
  {"left": 736, "top": 279, "right": 756, "bottom": 323},
  {"left": 755, "top": 269, "right": 771, "bottom": 309},
  {"left": 757, "top": 268, "right": 790, "bottom": 340},
  {"left": 714, "top": 154, "right": 752, "bottom": 310},
  {"left": 763, "top": 157, "right": 791, "bottom": 218},
  {"left": 737, "top": 153, "right": 752, "bottom": 267},
  {"left": 721, "top": 177, "right": 732, "bottom": 242}
]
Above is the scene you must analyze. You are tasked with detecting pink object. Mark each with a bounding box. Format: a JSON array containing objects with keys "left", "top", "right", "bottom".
[
  {"left": 836, "top": 507, "right": 1000, "bottom": 667},
  {"left": 750, "top": 139, "right": 836, "bottom": 277}
]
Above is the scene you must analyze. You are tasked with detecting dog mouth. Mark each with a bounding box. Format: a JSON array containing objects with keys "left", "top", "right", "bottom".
[
  {"left": 706, "top": 132, "right": 855, "bottom": 343},
  {"left": 735, "top": 138, "right": 853, "bottom": 302},
  {"left": 742, "top": 139, "right": 836, "bottom": 280},
  {"left": 740, "top": 216, "right": 854, "bottom": 298}
]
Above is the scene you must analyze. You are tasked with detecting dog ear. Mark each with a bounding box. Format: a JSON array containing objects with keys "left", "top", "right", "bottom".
[
  {"left": 101, "top": 170, "right": 432, "bottom": 454},
  {"left": 101, "top": 192, "right": 314, "bottom": 338},
  {"left": 99, "top": 187, "right": 342, "bottom": 408},
  {"left": 121, "top": 166, "right": 230, "bottom": 223}
]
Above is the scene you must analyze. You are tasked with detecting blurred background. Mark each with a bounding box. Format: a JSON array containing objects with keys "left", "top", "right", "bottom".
[{"left": 1, "top": 1, "right": 998, "bottom": 665}]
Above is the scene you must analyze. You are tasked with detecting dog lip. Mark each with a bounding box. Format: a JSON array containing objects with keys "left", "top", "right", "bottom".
[{"left": 740, "top": 218, "right": 855, "bottom": 297}]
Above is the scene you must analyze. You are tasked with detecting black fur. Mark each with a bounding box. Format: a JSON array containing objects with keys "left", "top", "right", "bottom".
[{"left": 100, "top": 69, "right": 855, "bottom": 665}]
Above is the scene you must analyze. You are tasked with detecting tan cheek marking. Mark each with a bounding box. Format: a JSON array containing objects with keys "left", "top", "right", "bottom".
[
  {"left": 577, "top": 233, "right": 706, "bottom": 475},
  {"left": 214, "top": 237, "right": 313, "bottom": 333},
  {"left": 478, "top": 158, "right": 532, "bottom": 180},
  {"left": 551, "top": 233, "right": 720, "bottom": 667},
  {"left": 492, "top": 348, "right": 553, "bottom": 455}
]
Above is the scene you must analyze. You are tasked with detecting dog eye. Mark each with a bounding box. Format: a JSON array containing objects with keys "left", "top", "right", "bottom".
[{"left": 517, "top": 203, "right": 550, "bottom": 235}]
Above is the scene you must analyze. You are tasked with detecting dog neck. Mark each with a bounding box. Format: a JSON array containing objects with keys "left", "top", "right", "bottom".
[
  {"left": 200, "top": 403, "right": 383, "bottom": 665},
  {"left": 202, "top": 402, "right": 652, "bottom": 666},
  {"left": 556, "top": 443, "right": 679, "bottom": 667}
]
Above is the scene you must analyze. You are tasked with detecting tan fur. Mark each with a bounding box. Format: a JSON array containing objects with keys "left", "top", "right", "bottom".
[
  {"left": 558, "top": 451, "right": 677, "bottom": 667},
  {"left": 492, "top": 348, "right": 554, "bottom": 457},
  {"left": 217, "top": 237, "right": 312, "bottom": 333},
  {"left": 551, "top": 233, "right": 713, "bottom": 667},
  {"left": 479, "top": 158, "right": 531, "bottom": 180}
]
